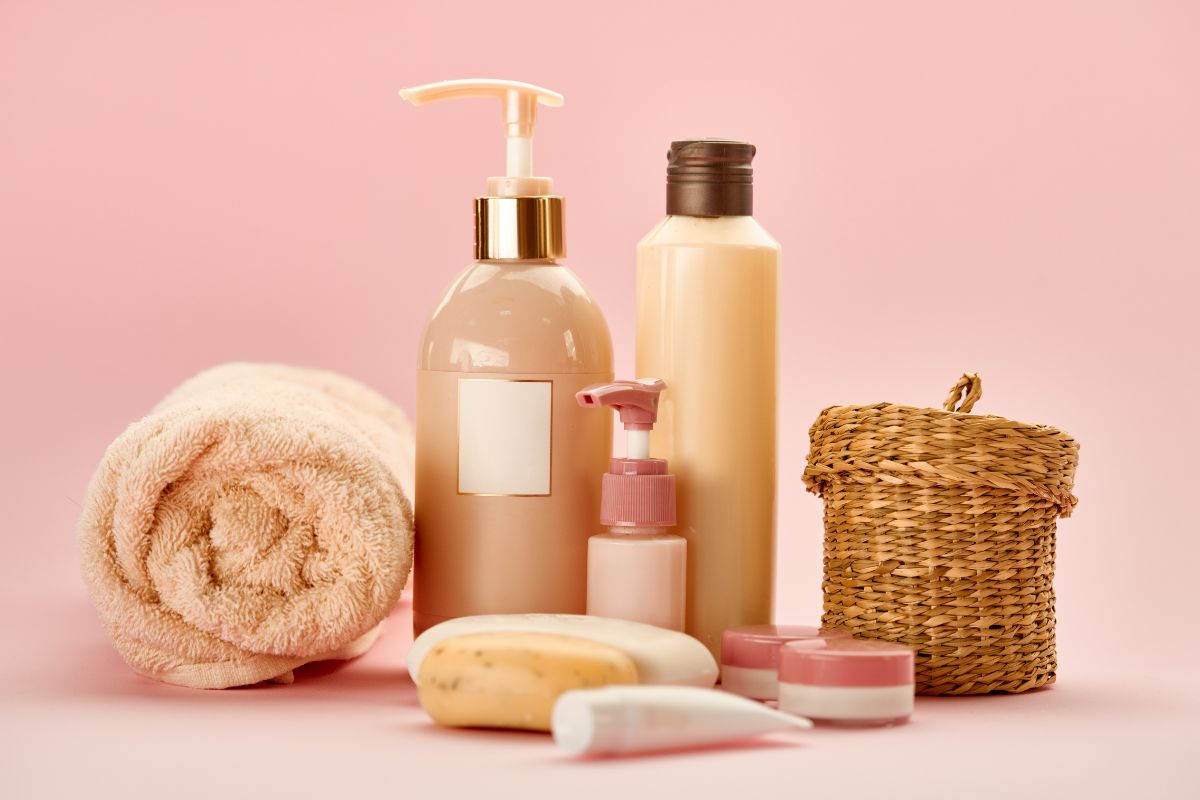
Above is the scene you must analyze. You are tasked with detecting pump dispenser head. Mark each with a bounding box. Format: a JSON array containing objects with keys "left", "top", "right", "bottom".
[
  {"left": 399, "top": 79, "right": 566, "bottom": 259},
  {"left": 577, "top": 379, "right": 675, "bottom": 528}
]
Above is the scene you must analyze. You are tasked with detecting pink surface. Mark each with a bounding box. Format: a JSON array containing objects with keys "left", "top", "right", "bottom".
[
  {"left": 722, "top": 625, "right": 851, "bottom": 670},
  {"left": 780, "top": 639, "right": 915, "bottom": 687},
  {"left": 1, "top": 1, "right": 1198, "bottom": 797}
]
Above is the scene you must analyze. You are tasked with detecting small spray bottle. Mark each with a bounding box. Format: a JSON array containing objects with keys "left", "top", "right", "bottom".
[{"left": 576, "top": 379, "right": 684, "bottom": 631}]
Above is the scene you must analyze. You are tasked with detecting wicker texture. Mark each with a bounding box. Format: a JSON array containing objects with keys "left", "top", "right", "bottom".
[{"left": 804, "top": 375, "right": 1079, "bottom": 695}]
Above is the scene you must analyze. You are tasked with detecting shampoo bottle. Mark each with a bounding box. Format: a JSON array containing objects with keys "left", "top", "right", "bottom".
[
  {"left": 636, "top": 140, "right": 780, "bottom": 659},
  {"left": 575, "top": 379, "right": 684, "bottom": 631},
  {"left": 400, "top": 80, "right": 613, "bottom": 635}
]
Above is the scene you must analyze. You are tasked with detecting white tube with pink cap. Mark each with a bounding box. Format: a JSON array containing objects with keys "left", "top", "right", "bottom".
[{"left": 576, "top": 379, "right": 684, "bottom": 631}]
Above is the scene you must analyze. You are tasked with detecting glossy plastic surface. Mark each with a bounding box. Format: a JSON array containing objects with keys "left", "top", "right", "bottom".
[
  {"left": 637, "top": 215, "right": 780, "bottom": 659},
  {"left": 420, "top": 260, "right": 612, "bottom": 374},
  {"left": 414, "top": 258, "right": 613, "bottom": 633},
  {"left": 587, "top": 530, "right": 687, "bottom": 631},
  {"left": 779, "top": 639, "right": 915, "bottom": 687},
  {"left": 722, "top": 625, "right": 851, "bottom": 670}
]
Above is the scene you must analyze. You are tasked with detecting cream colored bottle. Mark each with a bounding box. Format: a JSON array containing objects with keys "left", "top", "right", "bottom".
[
  {"left": 636, "top": 140, "right": 779, "bottom": 659},
  {"left": 401, "top": 80, "right": 613, "bottom": 635}
]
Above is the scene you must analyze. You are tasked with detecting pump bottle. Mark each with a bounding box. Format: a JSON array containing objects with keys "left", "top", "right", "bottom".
[
  {"left": 636, "top": 140, "right": 780, "bottom": 658},
  {"left": 576, "top": 379, "right": 684, "bottom": 632},
  {"left": 400, "top": 80, "right": 613, "bottom": 635}
]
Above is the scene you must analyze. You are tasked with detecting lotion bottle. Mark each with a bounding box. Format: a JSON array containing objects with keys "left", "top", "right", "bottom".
[
  {"left": 576, "top": 379, "right": 684, "bottom": 631},
  {"left": 400, "top": 80, "right": 613, "bottom": 634},
  {"left": 636, "top": 140, "right": 780, "bottom": 658}
]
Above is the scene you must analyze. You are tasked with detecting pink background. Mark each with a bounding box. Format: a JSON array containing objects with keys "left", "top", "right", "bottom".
[{"left": 2, "top": 1, "right": 1197, "bottom": 796}]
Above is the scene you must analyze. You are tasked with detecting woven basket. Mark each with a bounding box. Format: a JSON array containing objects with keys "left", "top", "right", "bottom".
[{"left": 803, "top": 375, "right": 1079, "bottom": 695}]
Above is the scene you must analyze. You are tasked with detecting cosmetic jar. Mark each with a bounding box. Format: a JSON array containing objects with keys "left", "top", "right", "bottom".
[
  {"left": 721, "top": 625, "right": 850, "bottom": 700},
  {"left": 778, "top": 639, "right": 914, "bottom": 726}
]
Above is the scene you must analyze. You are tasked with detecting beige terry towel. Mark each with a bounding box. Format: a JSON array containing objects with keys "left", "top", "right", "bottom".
[{"left": 78, "top": 363, "right": 414, "bottom": 688}]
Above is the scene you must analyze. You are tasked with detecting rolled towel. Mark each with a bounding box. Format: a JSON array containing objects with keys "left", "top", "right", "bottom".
[{"left": 78, "top": 363, "right": 414, "bottom": 688}]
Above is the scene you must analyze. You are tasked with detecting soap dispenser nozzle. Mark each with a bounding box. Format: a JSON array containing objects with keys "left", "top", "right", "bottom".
[
  {"left": 576, "top": 379, "right": 666, "bottom": 460},
  {"left": 399, "top": 78, "right": 567, "bottom": 260},
  {"left": 399, "top": 78, "right": 562, "bottom": 196},
  {"left": 576, "top": 378, "right": 675, "bottom": 530}
]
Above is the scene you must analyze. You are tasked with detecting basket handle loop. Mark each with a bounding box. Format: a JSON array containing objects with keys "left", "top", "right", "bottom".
[{"left": 943, "top": 373, "right": 983, "bottom": 413}]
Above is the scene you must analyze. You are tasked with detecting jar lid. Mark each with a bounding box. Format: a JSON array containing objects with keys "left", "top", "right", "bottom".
[
  {"left": 802, "top": 373, "right": 1079, "bottom": 517},
  {"left": 721, "top": 625, "right": 851, "bottom": 670},
  {"left": 779, "top": 639, "right": 914, "bottom": 687}
]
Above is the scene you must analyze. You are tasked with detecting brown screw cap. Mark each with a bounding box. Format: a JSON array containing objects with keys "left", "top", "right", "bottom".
[{"left": 665, "top": 139, "right": 755, "bottom": 217}]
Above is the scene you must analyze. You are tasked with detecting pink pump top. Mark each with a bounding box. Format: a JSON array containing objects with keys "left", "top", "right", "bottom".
[
  {"left": 576, "top": 379, "right": 664, "bottom": 430},
  {"left": 779, "top": 639, "right": 915, "bottom": 688},
  {"left": 576, "top": 380, "right": 676, "bottom": 527},
  {"left": 721, "top": 625, "right": 851, "bottom": 670}
]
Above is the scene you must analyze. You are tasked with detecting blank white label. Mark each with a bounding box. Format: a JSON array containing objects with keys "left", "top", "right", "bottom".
[{"left": 458, "top": 379, "right": 552, "bottom": 495}]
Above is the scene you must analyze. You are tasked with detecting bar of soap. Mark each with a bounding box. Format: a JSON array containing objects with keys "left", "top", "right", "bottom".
[
  {"left": 417, "top": 632, "right": 638, "bottom": 731},
  {"left": 408, "top": 614, "right": 718, "bottom": 687}
]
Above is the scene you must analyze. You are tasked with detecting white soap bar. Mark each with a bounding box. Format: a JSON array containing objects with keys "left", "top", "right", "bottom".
[{"left": 408, "top": 614, "right": 718, "bottom": 687}]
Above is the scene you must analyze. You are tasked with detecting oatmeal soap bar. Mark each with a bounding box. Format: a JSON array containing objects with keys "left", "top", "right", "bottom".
[
  {"left": 408, "top": 614, "right": 718, "bottom": 687},
  {"left": 417, "top": 632, "right": 638, "bottom": 731}
]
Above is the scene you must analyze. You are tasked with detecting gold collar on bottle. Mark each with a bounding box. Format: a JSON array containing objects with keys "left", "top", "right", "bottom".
[{"left": 474, "top": 196, "right": 565, "bottom": 260}]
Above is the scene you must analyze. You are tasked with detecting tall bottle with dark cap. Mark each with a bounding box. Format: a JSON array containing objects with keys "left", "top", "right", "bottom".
[{"left": 636, "top": 140, "right": 780, "bottom": 660}]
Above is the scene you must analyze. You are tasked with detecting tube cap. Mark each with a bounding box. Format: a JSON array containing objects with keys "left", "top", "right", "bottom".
[
  {"left": 721, "top": 625, "right": 852, "bottom": 670},
  {"left": 552, "top": 687, "right": 629, "bottom": 755},
  {"left": 779, "top": 639, "right": 915, "bottom": 688}
]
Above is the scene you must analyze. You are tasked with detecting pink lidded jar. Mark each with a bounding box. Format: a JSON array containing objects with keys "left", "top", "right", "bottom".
[
  {"left": 778, "top": 639, "right": 915, "bottom": 726},
  {"left": 721, "top": 625, "right": 851, "bottom": 700}
]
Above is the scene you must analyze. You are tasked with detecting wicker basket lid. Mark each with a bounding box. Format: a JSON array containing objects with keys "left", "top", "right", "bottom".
[{"left": 803, "top": 374, "right": 1080, "bottom": 516}]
